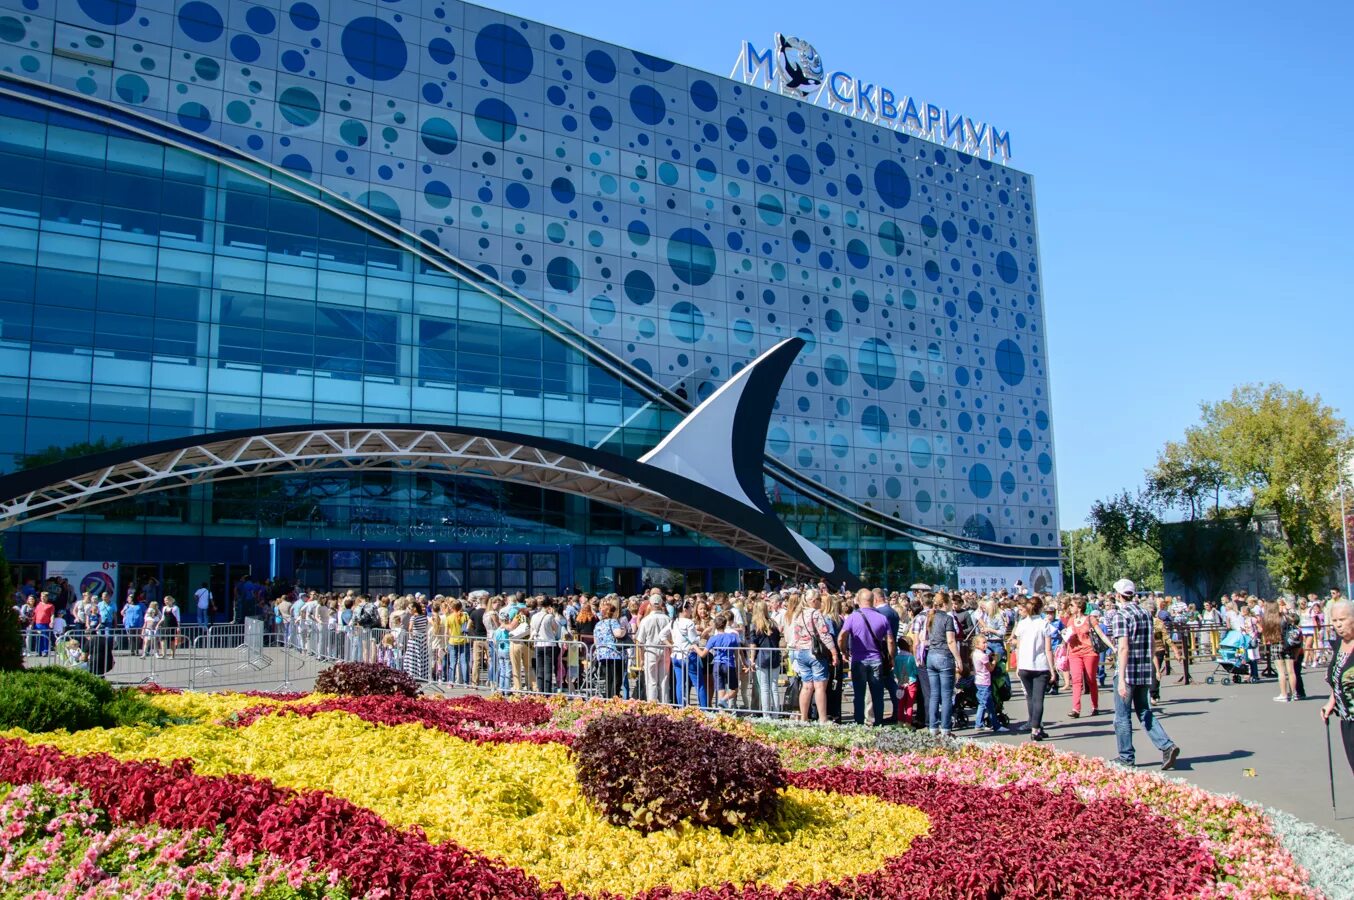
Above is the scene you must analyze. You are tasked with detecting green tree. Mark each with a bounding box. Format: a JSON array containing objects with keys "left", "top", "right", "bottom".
[
  {"left": 1091, "top": 383, "right": 1350, "bottom": 598},
  {"left": 1185, "top": 385, "right": 1351, "bottom": 593},
  {"left": 0, "top": 541, "right": 19, "bottom": 671},
  {"left": 1061, "top": 527, "right": 1161, "bottom": 594},
  {"left": 1090, "top": 443, "right": 1252, "bottom": 603}
]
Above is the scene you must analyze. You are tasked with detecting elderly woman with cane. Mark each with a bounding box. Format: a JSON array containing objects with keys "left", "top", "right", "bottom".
[{"left": 1320, "top": 600, "right": 1354, "bottom": 782}]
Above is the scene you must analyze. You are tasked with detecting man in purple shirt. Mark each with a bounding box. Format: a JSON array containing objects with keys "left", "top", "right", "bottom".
[{"left": 838, "top": 588, "right": 895, "bottom": 726}]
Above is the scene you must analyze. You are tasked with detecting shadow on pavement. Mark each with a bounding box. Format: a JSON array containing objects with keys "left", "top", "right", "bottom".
[{"left": 1170, "top": 749, "right": 1255, "bottom": 771}]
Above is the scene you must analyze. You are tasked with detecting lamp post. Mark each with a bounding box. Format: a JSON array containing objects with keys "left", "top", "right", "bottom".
[{"left": 1341, "top": 452, "right": 1352, "bottom": 601}]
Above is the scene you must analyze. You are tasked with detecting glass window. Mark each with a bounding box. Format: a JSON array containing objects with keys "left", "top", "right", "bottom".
[
  {"left": 366, "top": 550, "right": 397, "bottom": 589},
  {"left": 317, "top": 306, "right": 364, "bottom": 340},
  {"left": 97, "top": 276, "right": 155, "bottom": 315},
  {"left": 153, "top": 318, "right": 198, "bottom": 360},
  {"left": 155, "top": 284, "right": 201, "bottom": 320},
  {"left": 35, "top": 269, "right": 96, "bottom": 309}
]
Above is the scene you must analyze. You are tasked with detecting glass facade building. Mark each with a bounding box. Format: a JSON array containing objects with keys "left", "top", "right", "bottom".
[{"left": 0, "top": 0, "right": 1059, "bottom": 601}]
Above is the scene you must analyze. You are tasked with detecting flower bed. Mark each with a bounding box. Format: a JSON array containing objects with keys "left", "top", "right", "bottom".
[{"left": 0, "top": 689, "right": 1339, "bottom": 899}]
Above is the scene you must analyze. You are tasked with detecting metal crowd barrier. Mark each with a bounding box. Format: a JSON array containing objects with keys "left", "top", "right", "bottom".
[
  {"left": 21, "top": 624, "right": 210, "bottom": 687},
  {"left": 382, "top": 633, "right": 796, "bottom": 717}
]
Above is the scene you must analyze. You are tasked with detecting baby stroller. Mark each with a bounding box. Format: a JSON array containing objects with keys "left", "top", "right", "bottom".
[
  {"left": 1207, "top": 629, "right": 1254, "bottom": 685},
  {"left": 952, "top": 671, "right": 1012, "bottom": 731},
  {"left": 952, "top": 673, "right": 976, "bottom": 729}
]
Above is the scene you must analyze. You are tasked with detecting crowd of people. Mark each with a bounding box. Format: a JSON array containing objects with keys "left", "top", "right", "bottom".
[{"left": 238, "top": 580, "right": 1346, "bottom": 741}]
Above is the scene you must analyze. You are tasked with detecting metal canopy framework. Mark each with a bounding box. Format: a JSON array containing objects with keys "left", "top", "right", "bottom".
[{"left": 0, "top": 426, "right": 821, "bottom": 581}]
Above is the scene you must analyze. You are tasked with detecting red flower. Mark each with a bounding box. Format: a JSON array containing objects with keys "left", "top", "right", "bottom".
[{"left": 229, "top": 695, "right": 569, "bottom": 745}]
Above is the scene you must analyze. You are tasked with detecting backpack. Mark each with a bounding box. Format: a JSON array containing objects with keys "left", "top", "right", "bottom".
[
  {"left": 953, "top": 609, "right": 974, "bottom": 646},
  {"left": 357, "top": 602, "right": 380, "bottom": 628},
  {"left": 1283, "top": 624, "right": 1302, "bottom": 649}
]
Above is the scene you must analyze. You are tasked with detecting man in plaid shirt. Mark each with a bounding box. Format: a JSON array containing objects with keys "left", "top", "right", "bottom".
[{"left": 1104, "top": 578, "right": 1181, "bottom": 770}]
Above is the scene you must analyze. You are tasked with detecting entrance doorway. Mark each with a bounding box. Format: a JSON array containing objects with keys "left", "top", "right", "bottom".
[{"left": 614, "top": 567, "right": 640, "bottom": 596}]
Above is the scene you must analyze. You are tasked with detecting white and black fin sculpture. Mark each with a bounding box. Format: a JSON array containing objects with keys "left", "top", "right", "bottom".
[{"left": 641, "top": 337, "right": 839, "bottom": 579}]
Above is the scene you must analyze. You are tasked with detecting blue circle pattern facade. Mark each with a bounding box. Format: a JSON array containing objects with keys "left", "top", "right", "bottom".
[{"left": 0, "top": 0, "right": 1056, "bottom": 548}]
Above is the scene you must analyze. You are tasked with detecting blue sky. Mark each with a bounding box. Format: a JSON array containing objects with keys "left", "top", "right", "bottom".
[{"left": 488, "top": 0, "right": 1354, "bottom": 529}]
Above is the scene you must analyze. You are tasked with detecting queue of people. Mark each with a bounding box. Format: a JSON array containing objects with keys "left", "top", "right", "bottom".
[{"left": 249, "top": 581, "right": 1340, "bottom": 741}]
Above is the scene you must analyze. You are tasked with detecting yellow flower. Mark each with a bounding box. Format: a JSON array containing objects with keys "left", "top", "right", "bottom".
[
  {"left": 12, "top": 712, "right": 928, "bottom": 895},
  {"left": 140, "top": 691, "right": 331, "bottom": 721}
]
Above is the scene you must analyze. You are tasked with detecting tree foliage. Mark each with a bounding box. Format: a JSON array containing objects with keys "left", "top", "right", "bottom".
[
  {"left": 1187, "top": 385, "right": 1350, "bottom": 593},
  {"left": 1089, "top": 384, "right": 1350, "bottom": 597},
  {"left": 1061, "top": 527, "right": 1162, "bottom": 594}
]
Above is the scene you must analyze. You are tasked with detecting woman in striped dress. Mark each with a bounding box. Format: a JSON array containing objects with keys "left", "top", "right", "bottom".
[{"left": 403, "top": 599, "right": 430, "bottom": 682}]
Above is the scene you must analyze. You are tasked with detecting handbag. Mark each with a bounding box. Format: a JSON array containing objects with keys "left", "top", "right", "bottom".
[
  {"left": 1054, "top": 643, "right": 1070, "bottom": 672},
  {"left": 804, "top": 610, "right": 831, "bottom": 661},
  {"left": 1089, "top": 618, "right": 1110, "bottom": 655}
]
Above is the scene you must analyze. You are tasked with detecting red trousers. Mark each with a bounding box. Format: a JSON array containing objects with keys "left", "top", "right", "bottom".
[
  {"left": 1068, "top": 653, "right": 1099, "bottom": 713},
  {"left": 898, "top": 682, "right": 920, "bottom": 722}
]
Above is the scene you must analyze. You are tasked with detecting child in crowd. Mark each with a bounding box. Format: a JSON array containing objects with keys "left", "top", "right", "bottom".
[
  {"left": 142, "top": 601, "right": 163, "bottom": 659},
  {"left": 703, "top": 613, "right": 741, "bottom": 710},
  {"left": 894, "top": 636, "right": 919, "bottom": 724},
  {"left": 492, "top": 620, "right": 514, "bottom": 693},
  {"left": 378, "top": 632, "right": 399, "bottom": 669},
  {"left": 972, "top": 633, "right": 996, "bottom": 731}
]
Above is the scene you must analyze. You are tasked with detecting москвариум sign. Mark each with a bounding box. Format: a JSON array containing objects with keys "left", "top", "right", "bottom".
[{"left": 734, "top": 34, "right": 1011, "bottom": 161}]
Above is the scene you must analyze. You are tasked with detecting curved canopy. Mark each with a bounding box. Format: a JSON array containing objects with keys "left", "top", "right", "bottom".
[{"left": 0, "top": 339, "right": 858, "bottom": 588}]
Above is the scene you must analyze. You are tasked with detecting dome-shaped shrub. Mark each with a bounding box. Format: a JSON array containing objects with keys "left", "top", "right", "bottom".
[
  {"left": 314, "top": 661, "right": 419, "bottom": 697},
  {"left": 573, "top": 713, "right": 785, "bottom": 833}
]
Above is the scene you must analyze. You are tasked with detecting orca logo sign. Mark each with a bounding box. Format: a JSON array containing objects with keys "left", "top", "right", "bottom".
[{"left": 775, "top": 33, "right": 823, "bottom": 98}]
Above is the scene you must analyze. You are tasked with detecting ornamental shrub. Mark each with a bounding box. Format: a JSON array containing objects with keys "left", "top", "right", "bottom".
[
  {"left": 314, "top": 661, "right": 419, "bottom": 697},
  {"left": 0, "top": 667, "right": 168, "bottom": 731},
  {"left": 28, "top": 663, "right": 116, "bottom": 707},
  {"left": 0, "top": 668, "right": 104, "bottom": 732},
  {"left": 573, "top": 712, "right": 785, "bottom": 833},
  {"left": 104, "top": 686, "right": 171, "bottom": 727}
]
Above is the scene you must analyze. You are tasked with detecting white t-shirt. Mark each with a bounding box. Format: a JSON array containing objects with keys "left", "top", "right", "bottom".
[
  {"left": 670, "top": 617, "right": 700, "bottom": 654},
  {"left": 195, "top": 587, "right": 211, "bottom": 610},
  {"left": 1014, "top": 615, "right": 1052, "bottom": 671}
]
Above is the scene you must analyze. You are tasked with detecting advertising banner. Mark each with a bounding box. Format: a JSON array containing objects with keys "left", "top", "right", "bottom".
[
  {"left": 957, "top": 565, "right": 1062, "bottom": 596},
  {"left": 45, "top": 561, "right": 118, "bottom": 597}
]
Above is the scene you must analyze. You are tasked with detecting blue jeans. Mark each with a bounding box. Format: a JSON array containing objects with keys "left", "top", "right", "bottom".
[
  {"left": 1113, "top": 683, "right": 1175, "bottom": 765},
  {"left": 495, "top": 651, "right": 512, "bottom": 691},
  {"left": 754, "top": 666, "right": 777, "bottom": 713},
  {"left": 926, "top": 654, "right": 956, "bottom": 732},
  {"left": 450, "top": 644, "right": 470, "bottom": 684},
  {"left": 673, "top": 652, "right": 709, "bottom": 709},
  {"left": 975, "top": 683, "right": 994, "bottom": 728},
  {"left": 880, "top": 659, "right": 900, "bottom": 723},
  {"left": 851, "top": 658, "right": 885, "bottom": 725}
]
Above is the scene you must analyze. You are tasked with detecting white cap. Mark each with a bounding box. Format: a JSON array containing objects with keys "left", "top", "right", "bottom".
[{"left": 1113, "top": 578, "right": 1136, "bottom": 596}]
